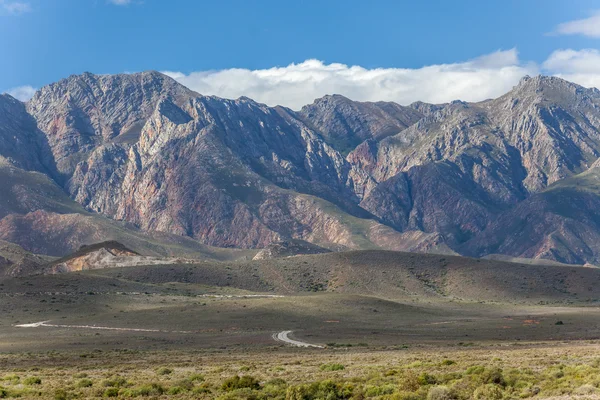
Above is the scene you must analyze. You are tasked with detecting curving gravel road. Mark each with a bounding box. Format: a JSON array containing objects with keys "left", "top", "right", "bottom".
[
  {"left": 16, "top": 321, "right": 324, "bottom": 348},
  {"left": 273, "top": 330, "right": 324, "bottom": 348}
]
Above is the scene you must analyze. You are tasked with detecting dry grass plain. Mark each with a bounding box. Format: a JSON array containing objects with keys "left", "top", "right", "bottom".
[{"left": 2, "top": 250, "right": 600, "bottom": 398}]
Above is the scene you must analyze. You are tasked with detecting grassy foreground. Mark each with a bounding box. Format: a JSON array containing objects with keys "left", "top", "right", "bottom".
[{"left": 3, "top": 343, "right": 600, "bottom": 399}]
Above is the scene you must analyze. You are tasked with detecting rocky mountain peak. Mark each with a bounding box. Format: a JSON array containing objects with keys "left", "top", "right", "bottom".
[
  {"left": 299, "top": 94, "right": 423, "bottom": 155},
  {"left": 25, "top": 71, "right": 199, "bottom": 178},
  {"left": 408, "top": 101, "right": 445, "bottom": 117},
  {"left": 504, "top": 75, "right": 598, "bottom": 106},
  {"left": 308, "top": 94, "right": 351, "bottom": 106}
]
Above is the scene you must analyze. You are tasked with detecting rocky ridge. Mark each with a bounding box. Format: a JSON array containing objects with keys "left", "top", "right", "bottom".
[{"left": 1, "top": 73, "right": 600, "bottom": 265}]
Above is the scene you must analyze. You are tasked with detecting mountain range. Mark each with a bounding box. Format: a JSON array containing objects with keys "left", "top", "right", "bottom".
[{"left": 2, "top": 71, "right": 600, "bottom": 266}]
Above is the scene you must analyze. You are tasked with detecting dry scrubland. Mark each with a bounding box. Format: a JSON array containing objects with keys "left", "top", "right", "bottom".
[
  {"left": 3, "top": 251, "right": 600, "bottom": 398},
  {"left": 3, "top": 344, "right": 600, "bottom": 399}
]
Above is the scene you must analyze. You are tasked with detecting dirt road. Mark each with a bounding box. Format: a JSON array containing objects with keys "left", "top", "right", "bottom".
[{"left": 273, "top": 330, "right": 323, "bottom": 348}]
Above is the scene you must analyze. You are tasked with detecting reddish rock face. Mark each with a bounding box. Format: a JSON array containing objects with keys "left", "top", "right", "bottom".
[{"left": 2, "top": 72, "right": 600, "bottom": 265}]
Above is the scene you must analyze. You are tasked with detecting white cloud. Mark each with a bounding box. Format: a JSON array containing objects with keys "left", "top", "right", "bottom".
[
  {"left": 554, "top": 11, "right": 600, "bottom": 38},
  {"left": 4, "top": 85, "right": 36, "bottom": 101},
  {"left": 0, "top": 0, "right": 31, "bottom": 15},
  {"left": 163, "top": 49, "right": 538, "bottom": 109},
  {"left": 543, "top": 49, "right": 600, "bottom": 89}
]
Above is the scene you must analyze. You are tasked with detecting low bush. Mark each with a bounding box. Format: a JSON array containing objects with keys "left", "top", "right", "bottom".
[
  {"left": 286, "top": 380, "right": 354, "bottom": 400},
  {"left": 23, "top": 376, "right": 41, "bottom": 385},
  {"left": 76, "top": 378, "right": 94, "bottom": 388},
  {"left": 465, "top": 366, "right": 485, "bottom": 375},
  {"left": 320, "top": 363, "right": 345, "bottom": 372},
  {"left": 481, "top": 368, "right": 505, "bottom": 386},
  {"left": 186, "top": 373, "right": 205, "bottom": 383},
  {"left": 427, "top": 386, "right": 453, "bottom": 400},
  {"left": 54, "top": 388, "right": 69, "bottom": 400},
  {"left": 167, "top": 386, "right": 185, "bottom": 395},
  {"left": 473, "top": 384, "right": 503, "bottom": 400},
  {"left": 417, "top": 373, "right": 437, "bottom": 386},
  {"left": 365, "top": 384, "right": 396, "bottom": 396},
  {"left": 102, "top": 376, "right": 128, "bottom": 388},
  {"left": 130, "top": 383, "right": 165, "bottom": 396},
  {"left": 156, "top": 367, "right": 173, "bottom": 375},
  {"left": 103, "top": 388, "right": 119, "bottom": 397},
  {"left": 221, "top": 375, "right": 261, "bottom": 391}
]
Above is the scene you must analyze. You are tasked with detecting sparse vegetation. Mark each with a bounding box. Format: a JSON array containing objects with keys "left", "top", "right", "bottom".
[
  {"left": 76, "top": 378, "right": 93, "bottom": 388},
  {"left": 102, "top": 387, "right": 119, "bottom": 397},
  {"left": 320, "top": 363, "right": 345, "bottom": 371},
  {"left": 23, "top": 376, "right": 41, "bottom": 385},
  {"left": 156, "top": 367, "right": 173, "bottom": 375},
  {"left": 0, "top": 345, "right": 599, "bottom": 399},
  {"left": 221, "top": 375, "right": 261, "bottom": 391},
  {"left": 3, "top": 243, "right": 600, "bottom": 400}
]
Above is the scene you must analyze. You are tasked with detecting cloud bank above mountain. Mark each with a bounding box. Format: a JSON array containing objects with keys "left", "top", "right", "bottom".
[
  {"left": 164, "top": 49, "right": 540, "bottom": 109},
  {"left": 162, "top": 48, "right": 600, "bottom": 109},
  {"left": 5, "top": 48, "right": 600, "bottom": 106}
]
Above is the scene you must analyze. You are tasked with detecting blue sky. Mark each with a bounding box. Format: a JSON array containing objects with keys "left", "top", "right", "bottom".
[{"left": 2, "top": 0, "right": 600, "bottom": 107}]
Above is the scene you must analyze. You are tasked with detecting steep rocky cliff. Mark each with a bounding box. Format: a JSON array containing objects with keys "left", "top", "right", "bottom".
[{"left": 349, "top": 76, "right": 600, "bottom": 253}]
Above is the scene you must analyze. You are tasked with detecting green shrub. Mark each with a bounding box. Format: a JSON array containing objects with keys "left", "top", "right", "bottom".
[
  {"left": 320, "top": 363, "right": 345, "bottom": 372},
  {"left": 186, "top": 373, "right": 205, "bottom": 383},
  {"left": 217, "top": 388, "right": 260, "bottom": 400},
  {"left": 0, "top": 387, "right": 7, "bottom": 399},
  {"left": 266, "top": 378, "right": 287, "bottom": 386},
  {"left": 192, "top": 385, "right": 211, "bottom": 395},
  {"left": 398, "top": 372, "right": 420, "bottom": 392},
  {"left": 449, "top": 378, "right": 480, "bottom": 400},
  {"left": 76, "top": 378, "right": 93, "bottom": 388},
  {"left": 390, "top": 391, "right": 422, "bottom": 400},
  {"left": 132, "top": 383, "right": 165, "bottom": 396},
  {"left": 418, "top": 373, "right": 437, "bottom": 386},
  {"left": 473, "top": 384, "right": 503, "bottom": 400},
  {"left": 481, "top": 368, "right": 505, "bottom": 387},
  {"left": 156, "top": 367, "right": 173, "bottom": 375},
  {"left": 102, "top": 376, "right": 128, "bottom": 388},
  {"left": 221, "top": 375, "right": 261, "bottom": 391},
  {"left": 262, "top": 378, "right": 288, "bottom": 398},
  {"left": 23, "top": 376, "right": 41, "bottom": 385},
  {"left": 365, "top": 384, "right": 396, "bottom": 396},
  {"left": 167, "top": 386, "right": 185, "bottom": 395},
  {"left": 466, "top": 366, "right": 485, "bottom": 375},
  {"left": 438, "top": 372, "right": 462, "bottom": 383},
  {"left": 54, "top": 389, "right": 68, "bottom": 400},
  {"left": 103, "top": 388, "right": 119, "bottom": 397},
  {"left": 286, "top": 380, "right": 353, "bottom": 400},
  {"left": 441, "top": 360, "right": 456, "bottom": 366}
]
